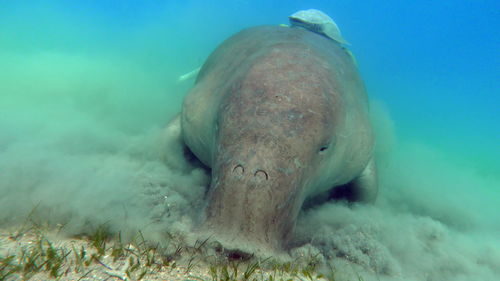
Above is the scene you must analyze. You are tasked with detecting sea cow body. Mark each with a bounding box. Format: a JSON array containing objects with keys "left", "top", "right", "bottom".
[{"left": 176, "top": 25, "right": 377, "bottom": 254}]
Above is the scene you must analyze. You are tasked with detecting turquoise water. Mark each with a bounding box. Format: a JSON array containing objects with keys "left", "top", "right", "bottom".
[{"left": 0, "top": 1, "right": 498, "bottom": 280}]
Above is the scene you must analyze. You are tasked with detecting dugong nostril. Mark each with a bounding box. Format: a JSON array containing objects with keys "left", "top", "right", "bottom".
[
  {"left": 233, "top": 165, "right": 244, "bottom": 175},
  {"left": 254, "top": 170, "right": 269, "bottom": 181}
]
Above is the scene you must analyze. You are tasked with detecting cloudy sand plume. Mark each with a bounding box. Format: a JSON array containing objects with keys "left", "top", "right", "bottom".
[{"left": 1, "top": 53, "right": 498, "bottom": 280}]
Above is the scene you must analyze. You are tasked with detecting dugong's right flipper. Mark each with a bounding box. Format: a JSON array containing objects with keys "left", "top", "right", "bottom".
[
  {"left": 161, "top": 114, "right": 186, "bottom": 168},
  {"left": 350, "top": 157, "right": 378, "bottom": 203},
  {"left": 162, "top": 114, "right": 207, "bottom": 172},
  {"left": 177, "top": 67, "right": 201, "bottom": 83}
]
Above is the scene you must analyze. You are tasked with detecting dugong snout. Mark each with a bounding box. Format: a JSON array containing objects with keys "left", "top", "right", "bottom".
[{"left": 202, "top": 151, "right": 305, "bottom": 253}]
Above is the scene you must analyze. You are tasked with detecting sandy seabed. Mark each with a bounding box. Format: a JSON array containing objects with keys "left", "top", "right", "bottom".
[{"left": 0, "top": 226, "right": 331, "bottom": 281}]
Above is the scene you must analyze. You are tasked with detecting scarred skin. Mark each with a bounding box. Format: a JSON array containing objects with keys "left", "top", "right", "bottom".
[{"left": 174, "top": 25, "right": 377, "bottom": 254}]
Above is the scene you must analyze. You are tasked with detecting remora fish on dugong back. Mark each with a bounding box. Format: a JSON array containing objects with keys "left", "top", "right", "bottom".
[{"left": 172, "top": 25, "right": 377, "bottom": 254}]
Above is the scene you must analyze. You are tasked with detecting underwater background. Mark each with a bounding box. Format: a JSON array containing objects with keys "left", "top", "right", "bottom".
[{"left": 0, "top": 0, "right": 498, "bottom": 280}]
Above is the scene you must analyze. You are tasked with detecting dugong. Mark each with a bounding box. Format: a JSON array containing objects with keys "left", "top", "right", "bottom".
[{"left": 169, "top": 25, "right": 377, "bottom": 254}]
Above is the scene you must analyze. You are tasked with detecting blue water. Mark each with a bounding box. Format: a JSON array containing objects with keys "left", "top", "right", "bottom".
[
  {"left": 0, "top": 1, "right": 499, "bottom": 280},
  {"left": 2, "top": 0, "right": 497, "bottom": 163}
]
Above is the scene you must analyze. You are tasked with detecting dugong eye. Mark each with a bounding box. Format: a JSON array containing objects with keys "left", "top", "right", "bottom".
[{"left": 318, "top": 142, "right": 331, "bottom": 154}]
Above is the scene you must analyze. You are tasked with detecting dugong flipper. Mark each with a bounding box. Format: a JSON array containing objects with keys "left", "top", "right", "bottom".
[{"left": 173, "top": 25, "right": 377, "bottom": 254}]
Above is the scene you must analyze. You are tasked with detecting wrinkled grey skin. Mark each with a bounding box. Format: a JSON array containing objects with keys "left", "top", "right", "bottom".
[{"left": 169, "top": 25, "right": 377, "bottom": 254}]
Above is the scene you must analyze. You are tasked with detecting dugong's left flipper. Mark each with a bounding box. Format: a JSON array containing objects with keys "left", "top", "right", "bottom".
[{"left": 350, "top": 157, "right": 378, "bottom": 203}]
